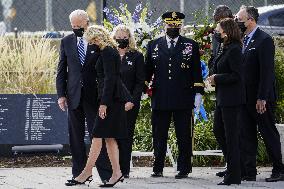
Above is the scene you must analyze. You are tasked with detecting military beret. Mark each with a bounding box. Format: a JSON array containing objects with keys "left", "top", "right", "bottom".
[{"left": 162, "top": 11, "right": 185, "bottom": 26}]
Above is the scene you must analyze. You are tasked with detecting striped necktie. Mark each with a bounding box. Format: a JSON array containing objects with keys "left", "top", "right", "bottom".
[{"left": 78, "top": 37, "right": 85, "bottom": 65}]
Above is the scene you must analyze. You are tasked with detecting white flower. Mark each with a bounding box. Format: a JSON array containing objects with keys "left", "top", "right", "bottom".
[
  {"left": 141, "top": 39, "right": 150, "bottom": 48},
  {"left": 141, "top": 22, "right": 151, "bottom": 34}
]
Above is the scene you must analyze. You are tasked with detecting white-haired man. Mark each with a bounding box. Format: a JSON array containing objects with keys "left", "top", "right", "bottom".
[{"left": 56, "top": 9, "right": 100, "bottom": 186}]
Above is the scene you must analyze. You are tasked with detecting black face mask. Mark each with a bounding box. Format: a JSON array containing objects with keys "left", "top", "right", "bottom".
[
  {"left": 214, "top": 32, "right": 223, "bottom": 43},
  {"left": 116, "top": 39, "right": 129, "bottom": 49},
  {"left": 166, "top": 28, "right": 180, "bottom": 39},
  {"left": 236, "top": 21, "right": 247, "bottom": 34},
  {"left": 73, "top": 28, "right": 84, "bottom": 37}
]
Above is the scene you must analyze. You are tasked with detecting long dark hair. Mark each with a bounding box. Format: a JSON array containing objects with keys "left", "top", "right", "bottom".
[{"left": 219, "top": 18, "right": 242, "bottom": 46}]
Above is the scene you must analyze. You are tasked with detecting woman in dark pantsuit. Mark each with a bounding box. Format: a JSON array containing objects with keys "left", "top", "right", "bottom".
[
  {"left": 207, "top": 18, "right": 245, "bottom": 185},
  {"left": 69, "top": 25, "right": 133, "bottom": 187},
  {"left": 112, "top": 25, "right": 145, "bottom": 178}
]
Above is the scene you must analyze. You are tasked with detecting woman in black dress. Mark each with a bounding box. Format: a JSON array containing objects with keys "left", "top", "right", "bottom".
[
  {"left": 72, "top": 25, "right": 132, "bottom": 187},
  {"left": 207, "top": 18, "right": 245, "bottom": 185},
  {"left": 112, "top": 25, "right": 145, "bottom": 178}
]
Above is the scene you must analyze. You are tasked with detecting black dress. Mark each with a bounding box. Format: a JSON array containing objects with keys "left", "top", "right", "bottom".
[{"left": 93, "top": 46, "right": 132, "bottom": 139}]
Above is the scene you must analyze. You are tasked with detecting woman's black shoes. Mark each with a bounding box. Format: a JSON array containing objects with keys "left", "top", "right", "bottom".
[
  {"left": 65, "top": 175, "right": 93, "bottom": 186},
  {"left": 99, "top": 175, "right": 124, "bottom": 187}
]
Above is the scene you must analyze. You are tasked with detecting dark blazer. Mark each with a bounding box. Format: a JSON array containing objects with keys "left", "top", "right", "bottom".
[
  {"left": 120, "top": 50, "right": 145, "bottom": 106},
  {"left": 145, "top": 35, "right": 204, "bottom": 110},
  {"left": 213, "top": 42, "right": 245, "bottom": 107},
  {"left": 56, "top": 34, "right": 99, "bottom": 110},
  {"left": 96, "top": 46, "right": 132, "bottom": 106},
  {"left": 242, "top": 28, "right": 276, "bottom": 104}
]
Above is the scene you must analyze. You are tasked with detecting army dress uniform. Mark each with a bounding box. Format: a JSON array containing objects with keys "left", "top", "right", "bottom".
[{"left": 145, "top": 12, "right": 204, "bottom": 177}]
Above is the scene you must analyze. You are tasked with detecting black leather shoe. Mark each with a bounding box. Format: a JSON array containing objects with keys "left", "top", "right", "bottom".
[
  {"left": 265, "top": 173, "right": 284, "bottom": 182},
  {"left": 65, "top": 175, "right": 93, "bottom": 186},
  {"left": 217, "top": 181, "right": 231, "bottom": 185},
  {"left": 150, "top": 172, "right": 163, "bottom": 177},
  {"left": 124, "top": 174, "right": 129, "bottom": 178},
  {"left": 175, "top": 172, "right": 189, "bottom": 179},
  {"left": 216, "top": 170, "right": 227, "bottom": 177},
  {"left": 217, "top": 181, "right": 240, "bottom": 185},
  {"left": 99, "top": 175, "right": 124, "bottom": 187},
  {"left": 242, "top": 175, "right": 256, "bottom": 181}
]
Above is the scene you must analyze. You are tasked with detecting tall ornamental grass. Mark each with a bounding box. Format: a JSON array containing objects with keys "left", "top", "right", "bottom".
[{"left": 0, "top": 37, "right": 58, "bottom": 94}]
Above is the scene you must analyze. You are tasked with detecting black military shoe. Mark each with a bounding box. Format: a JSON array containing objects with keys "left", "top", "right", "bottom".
[
  {"left": 151, "top": 172, "right": 163, "bottom": 177},
  {"left": 265, "top": 173, "right": 284, "bottom": 182},
  {"left": 241, "top": 175, "right": 256, "bottom": 181},
  {"left": 216, "top": 170, "right": 227, "bottom": 177},
  {"left": 175, "top": 171, "right": 189, "bottom": 179}
]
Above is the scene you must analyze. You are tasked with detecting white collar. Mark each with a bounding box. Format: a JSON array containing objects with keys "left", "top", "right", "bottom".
[{"left": 166, "top": 35, "right": 179, "bottom": 44}]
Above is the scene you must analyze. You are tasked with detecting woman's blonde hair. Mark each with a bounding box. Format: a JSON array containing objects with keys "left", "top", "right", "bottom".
[
  {"left": 112, "top": 24, "right": 137, "bottom": 51},
  {"left": 84, "top": 25, "right": 117, "bottom": 50}
]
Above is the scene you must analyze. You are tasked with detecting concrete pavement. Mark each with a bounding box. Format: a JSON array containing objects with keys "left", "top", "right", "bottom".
[{"left": 0, "top": 167, "right": 284, "bottom": 189}]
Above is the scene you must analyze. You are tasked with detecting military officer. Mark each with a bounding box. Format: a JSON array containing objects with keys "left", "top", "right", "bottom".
[{"left": 145, "top": 11, "right": 204, "bottom": 179}]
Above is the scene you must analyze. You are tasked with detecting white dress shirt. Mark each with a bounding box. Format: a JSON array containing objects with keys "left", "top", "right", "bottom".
[{"left": 166, "top": 35, "right": 179, "bottom": 48}]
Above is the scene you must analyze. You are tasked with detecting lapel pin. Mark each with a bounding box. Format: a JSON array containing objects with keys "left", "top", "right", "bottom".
[
  {"left": 91, "top": 51, "right": 95, "bottom": 53},
  {"left": 127, "top": 61, "right": 133, "bottom": 66}
]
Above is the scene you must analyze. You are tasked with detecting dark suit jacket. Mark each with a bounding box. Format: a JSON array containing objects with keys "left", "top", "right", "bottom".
[
  {"left": 145, "top": 35, "right": 204, "bottom": 110},
  {"left": 95, "top": 46, "right": 132, "bottom": 107},
  {"left": 56, "top": 34, "right": 100, "bottom": 110},
  {"left": 213, "top": 42, "right": 245, "bottom": 107},
  {"left": 242, "top": 28, "right": 276, "bottom": 104},
  {"left": 208, "top": 34, "right": 222, "bottom": 75},
  {"left": 120, "top": 50, "right": 145, "bottom": 106}
]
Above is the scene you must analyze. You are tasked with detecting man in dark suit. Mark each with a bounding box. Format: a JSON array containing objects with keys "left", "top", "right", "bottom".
[
  {"left": 209, "top": 5, "right": 233, "bottom": 75},
  {"left": 145, "top": 11, "right": 204, "bottom": 179},
  {"left": 56, "top": 9, "right": 100, "bottom": 185},
  {"left": 236, "top": 6, "right": 284, "bottom": 182}
]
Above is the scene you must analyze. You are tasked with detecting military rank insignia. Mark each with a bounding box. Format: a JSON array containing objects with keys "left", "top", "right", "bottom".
[
  {"left": 182, "top": 43, "right": 193, "bottom": 56},
  {"left": 152, "top": 44, "right": 159, "bottom": 59},
  {"left": 154, "top": 44, "right": 159, "bottom": 52},
  {"left": 181, "top": 63, "right": 190, "bottom": 69}
]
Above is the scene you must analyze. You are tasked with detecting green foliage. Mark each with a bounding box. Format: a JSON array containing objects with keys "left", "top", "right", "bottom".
[
  {"left": 274, "top": 38, "right": 284, "bottom": 123},
  {"left": 133, "top": 98, "right": 152, "bottom": 151}
]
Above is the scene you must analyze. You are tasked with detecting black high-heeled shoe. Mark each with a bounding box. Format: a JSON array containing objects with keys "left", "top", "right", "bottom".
[
  {"left": 65, "top": 175, "right": 93, "bottom": 186},
  {"left": 99, "top": 175, "right": 124, "bottom": 187}
]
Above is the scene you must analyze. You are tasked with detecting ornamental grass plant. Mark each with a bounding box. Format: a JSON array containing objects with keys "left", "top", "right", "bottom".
[{"left": 0, "top": 37, "right": 58, "bottom": 94}]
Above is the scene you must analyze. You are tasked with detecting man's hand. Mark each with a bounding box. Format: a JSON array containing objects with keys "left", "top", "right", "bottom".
[
  {"left": 99, "top": 105, "right": 107, "bottom": 119},
  {"left": 207, "top": 74, "right": 216, "bottom": 86},
  {"left": 256, "top": 100, "right": 266, "bottom": 114},
  {"left": 58, "top": 97, "right": 68, "bottom": 111},
  {"left": 125, "top": 102, "right": 134, "bottom": 111}
]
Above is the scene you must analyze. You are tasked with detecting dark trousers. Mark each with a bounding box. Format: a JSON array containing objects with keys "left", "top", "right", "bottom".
[
  {"left": 240, "top": 103, "right": 284, "bottom": 176},
  {"left": 96, "top": 105, "right": 140, "bottom": 181},
  {"left": 213, "top": 106, "right": 241, "bottom": 183},
  {"left": 152, "top": 109, "right": 192, "bottom": 173},
  {"left": 119, "top": 104, "right": 140, "bottom": 175},
  {"left": 68, "top": 94, "right": 97, "bottom": 178}
]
